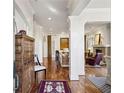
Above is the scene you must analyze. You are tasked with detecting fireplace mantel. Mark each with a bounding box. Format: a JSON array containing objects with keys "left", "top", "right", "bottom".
[
  {"left": 93, "top": 45, "right": 111, "bottom": 48},
  {"left": 93, "top": 45, "right": 111, "bottom": 56}
]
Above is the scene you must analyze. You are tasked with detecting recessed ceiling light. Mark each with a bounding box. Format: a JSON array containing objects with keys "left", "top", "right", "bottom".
[{"left": 48, "top": 17, "right": 52, "bottom": 20}]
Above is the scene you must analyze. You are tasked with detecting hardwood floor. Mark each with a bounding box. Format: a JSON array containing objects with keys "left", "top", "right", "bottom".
[
  {"left": 85, "top": 67, "right": 107, "bottom": 93},
  {"left": 85, "top": 67, "right": 107, "bottom": 77},
  {"left": 31, "top": 57, "right": 107, "bottom": 93}
]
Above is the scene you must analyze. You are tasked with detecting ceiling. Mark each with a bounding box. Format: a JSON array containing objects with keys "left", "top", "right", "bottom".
[
  {"left": 30, "top": 0, "right": 69, "bottom": 34},
  {"left": 29, "top": 0, "right": 110, "bottom": 34}
]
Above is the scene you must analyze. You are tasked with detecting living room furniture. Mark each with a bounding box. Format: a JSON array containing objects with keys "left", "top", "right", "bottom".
[
  {"left": 34, "top": 65, "right": 46, "bottom": 83},
  {"left": 15, "top": 33, "right": 35, "bottom": 93},
  {"left": 34, "top": 54, "right": 46, "bottom": 83},
  {"left": 85, "top": 51, "right": 93, "bottom": 59},
  {"left": 55, "top": 50, "right": 60, "bottom": 61},
  {"left": 60, "top": 52, "right": 69, "bottom": 67},
  {"left": 86, "top": 53, "right": 103, "bottom": 66}
]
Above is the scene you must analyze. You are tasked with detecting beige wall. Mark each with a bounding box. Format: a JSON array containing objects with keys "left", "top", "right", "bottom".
[{"left": 14, "top": 0, "right": 34, "bottom": 37}]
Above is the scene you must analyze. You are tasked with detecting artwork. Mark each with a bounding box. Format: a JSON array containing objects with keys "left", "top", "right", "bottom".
[
  {"left": 95, "top": 33, "right": 103, "bottom": 45},
  {"left": 95, "top": 34, "right": 99, "bottom": 45},
  {"left": 60, "top": 38, "right": 69, "bottom": 49}
]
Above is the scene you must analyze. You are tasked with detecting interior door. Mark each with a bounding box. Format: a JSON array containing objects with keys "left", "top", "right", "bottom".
[{"left": 47, "top": 35, "right": 52, "bottom": 57}]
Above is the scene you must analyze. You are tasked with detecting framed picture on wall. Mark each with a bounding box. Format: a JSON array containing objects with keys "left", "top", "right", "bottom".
[
  {"left": 60, "top": 38, "right": 69, "bottom": 49},
  {"left": 95, "top": 34, "right": 99, "bottom": 45},
  {"left": 95, "top": 33, "right": 103, "bottom": 45}
]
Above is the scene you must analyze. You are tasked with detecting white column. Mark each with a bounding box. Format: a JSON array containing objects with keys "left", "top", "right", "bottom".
[{"left": 69, "top": 16, "right": 85, "bottom": 80}]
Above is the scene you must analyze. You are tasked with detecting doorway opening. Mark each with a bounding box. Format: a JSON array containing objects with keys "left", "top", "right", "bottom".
[
  {"left": 84, "top": 22, "right": 111, "bottom": 77},
  {"left": 47, "top": 35, "right": 52, "bottom": 58}
]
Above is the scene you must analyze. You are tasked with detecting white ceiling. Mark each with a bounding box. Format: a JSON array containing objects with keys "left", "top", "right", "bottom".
[
  {"left": 30, "top": 0, "right": 69, "bottom": 34},
  {"left": 29, "top": 0, "right": 110, "bottom": 34}
]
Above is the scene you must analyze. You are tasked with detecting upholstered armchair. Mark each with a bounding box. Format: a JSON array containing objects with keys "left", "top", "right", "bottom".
[{"left": 86, "top": 53, "right": 103, "bottom": 66}]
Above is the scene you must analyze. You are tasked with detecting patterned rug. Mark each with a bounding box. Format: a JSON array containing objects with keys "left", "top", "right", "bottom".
[
  {"left": 88, "top": 77, "right": 111, "bottom": 93},
  {"left": 38, "top": 80, "right": 71, "bottom": 93}
]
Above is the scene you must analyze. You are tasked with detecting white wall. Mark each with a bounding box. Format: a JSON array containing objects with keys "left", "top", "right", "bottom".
[
  {"left": 85, "top": 23, "right": 111, "bottom": 52},
  {"left": 14, "top": 0, "right": 44, "bottom": 63},
  {"left": 14, "top": 8, "right": 27, "bottom": 34},
  {"left": 43, "top": 34, "right": 48, "bottom": 58},
  {"left": 14, "top": 0, "right": 34, "bottom": 37},
  {"left": 43, "top": 32, "right": 69, "bottom": 58},
  {"left": 51, "top": 33, "right": 69, "bottom": 58},
  {"left": 80, "top": 8, "right": 111, "bottom": 22},
  {"left": 51, "top": 36, "right": 59, "bottom": 58},
  {"left": 34, "top": 21, "right": 44, "bottom": 63}
]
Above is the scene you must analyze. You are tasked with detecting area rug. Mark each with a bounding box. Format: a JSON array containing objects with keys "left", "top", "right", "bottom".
[
  {"left": 38, "top": 80, "right": 71, "bottom": 93},
  {"left": 88, "top": 77, "right": 111, "bottom": 93}
]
